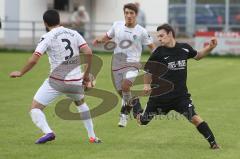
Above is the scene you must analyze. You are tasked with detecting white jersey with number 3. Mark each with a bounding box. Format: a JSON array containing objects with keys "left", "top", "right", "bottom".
[
  {"left": 34, "top": 26, "right": 87, "bottom": 80},
  {"left": 106, "top": 21, "right": 153, "bottom": 70}
]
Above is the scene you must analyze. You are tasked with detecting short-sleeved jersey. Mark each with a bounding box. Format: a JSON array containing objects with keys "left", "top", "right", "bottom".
[
  {"left": 144, "top": 42, "right": 198, "bottom": 102},
  {"left": 34, "top": 26, "right": 87, "bottom": 81},
  {"left": 107, "top": 21, "right": 153, "bottom": 70}
]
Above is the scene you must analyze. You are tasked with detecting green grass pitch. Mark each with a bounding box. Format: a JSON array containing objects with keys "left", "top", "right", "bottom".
[{"left": 1, "top": 51, "right": 240, "bottom": 159}]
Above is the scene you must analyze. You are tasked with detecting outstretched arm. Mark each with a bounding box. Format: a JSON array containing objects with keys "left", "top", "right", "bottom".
[
  {"left": 9, "top": 53, "right": 41, "bottom": 78},
  {"left": 195, "top": 37, "right": 218, "bottom": 60},
  {"left": 92, "top": 34, "right": 111, "bottom": 46},
  {"left": 147, "top": 43, "right": 156, "bottom": 53},
  {"left": 80, "top": 45, "right": 93, "bottom": 86},
  {"left": 143, "top": 73, "right": 152, "bottom": 95}
]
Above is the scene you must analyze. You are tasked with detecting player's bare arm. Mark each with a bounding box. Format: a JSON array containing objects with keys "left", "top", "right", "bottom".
[
  {"left": 195, "top": 37, "right": 218, "bottom": 60},
  {"left": 147, "top": 43, "right": 156, "bottom": 52},
  {"left": 80, "top": 45, "right": 93, "bottom": 85},
  {"left": 143, "top": 73, "right": 152, "bottom": 95},
  {"left": 9, "top": 53, "right": 41, "bottom": 78},
  {"left": 93, "top": 35, "right": 111, "bottom": 46}
]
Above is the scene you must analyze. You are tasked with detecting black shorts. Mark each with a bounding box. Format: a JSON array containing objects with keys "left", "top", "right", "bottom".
[{"left": 140, "top": 97, "right": 197, "bottom": 125}]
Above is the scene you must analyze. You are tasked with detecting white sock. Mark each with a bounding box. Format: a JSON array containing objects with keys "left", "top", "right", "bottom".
[
  {"left": 30, "top": 108, "right": 53, "bottom": 134},
  {"left": 121, "top": 98, "right": 124, "bottom": 107},
  {"left": 122, "top": 91, "right": 132, "bottom": 105},
  {"left": 76, "top": 103, "right": 96, "bottom": 139}
]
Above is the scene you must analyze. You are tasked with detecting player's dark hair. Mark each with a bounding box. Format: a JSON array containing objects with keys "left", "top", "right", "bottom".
[
  {"left": 123, "top": 3, "right": 138, "bottom": 14},
  {"left": 157, "top": 23, "right": 175, "bottom": 38},
  {"left": 43, "top": 9, "right": 60, "bottom": 27}
]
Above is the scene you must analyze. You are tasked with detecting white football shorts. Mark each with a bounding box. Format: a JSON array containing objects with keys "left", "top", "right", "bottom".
[
  {"left": 112, "top": 67, "right": 139, "bottom": 91},
  {"left": 34, "top": 78, "right": 84, "bottom": 106}
]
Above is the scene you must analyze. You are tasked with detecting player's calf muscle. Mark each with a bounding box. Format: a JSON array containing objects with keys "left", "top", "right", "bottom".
[{"left": 121, "top": 80, "right": 132, "bottom": 92}]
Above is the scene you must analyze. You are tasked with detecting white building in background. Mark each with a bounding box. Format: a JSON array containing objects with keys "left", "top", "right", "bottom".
[
  {"left": 0, "top": 0, "right": 5, "bottom": 41},
  {"left": 0, "top": 0, "right": 168, "bottom": 47},
  {"left": 0, "top": 0, "right": 48, "bottom": 46}
]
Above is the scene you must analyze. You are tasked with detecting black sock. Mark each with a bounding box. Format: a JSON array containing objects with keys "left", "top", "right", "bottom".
[
  {"left": 120, "top": 106, "right": 126, "bottom": 114},
  {"left": 132, "top": 98, "right": 143, "bottom": 118},
  {"left": 120, "top": 105, "right": 131, "bottom": 115},
  {"left": 196, "top": 121, "right": 216, "bottom": 147},
  {"left": 125, "top": 105, "right": 132, "bottom": 114}
]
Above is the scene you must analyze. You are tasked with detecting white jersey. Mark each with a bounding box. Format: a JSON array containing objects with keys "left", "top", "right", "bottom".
[
  {"left": 34, "top": 26, "right": 87, "bottom": 81},
  {"left": 106, "top": 21, "right": 153, "bottom": 70}
]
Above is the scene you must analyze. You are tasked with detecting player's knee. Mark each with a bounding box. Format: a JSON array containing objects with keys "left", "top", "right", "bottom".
[
  {"left": 121, "top": 85, "right": 130, "bottom": 92},
  {"left": 182, "top": 107, "right": 197, "bottom": 122},
  {"left": 121, "top": 80, "right": 132, "bottom": 92},
  {"left": 191, "top": 115, "right": 203, "bottom": 126},
  {"left": 30, "top": 100, "right": 45, "bottom": 111},
  {"left": 74, "top": 98, "right": 85, "bottom": 106}
]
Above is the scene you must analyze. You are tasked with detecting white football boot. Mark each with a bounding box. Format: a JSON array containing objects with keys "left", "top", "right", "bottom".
[{"left": 118, "top": 114, "right": 128, "bottom": 127}]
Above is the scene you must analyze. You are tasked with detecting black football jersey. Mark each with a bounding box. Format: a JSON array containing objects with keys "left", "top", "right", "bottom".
[{"left": 144, "top": 42, "right": 198, "bottom": 102}]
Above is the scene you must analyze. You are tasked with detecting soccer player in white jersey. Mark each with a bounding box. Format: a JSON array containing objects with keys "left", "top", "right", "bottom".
[
  {"left": 9, "top": 10, "right": 101, "bottom": 144},
  {"left": 93, "top": 3, "right": 155, "bottom": 127}
]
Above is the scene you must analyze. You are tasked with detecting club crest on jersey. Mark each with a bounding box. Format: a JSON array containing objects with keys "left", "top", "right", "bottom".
[{"left": 133, "top": 35, "right": 137, "bottom": 40}]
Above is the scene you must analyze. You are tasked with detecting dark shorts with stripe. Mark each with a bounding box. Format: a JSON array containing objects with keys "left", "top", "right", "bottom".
[{"left": 140, "top": 96, "right": 197, "bottom": 125}]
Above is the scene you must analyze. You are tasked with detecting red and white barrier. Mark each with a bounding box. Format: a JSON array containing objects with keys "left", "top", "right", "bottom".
[{"left": 195, "top": 31, "right": 240, "bottom": 55}]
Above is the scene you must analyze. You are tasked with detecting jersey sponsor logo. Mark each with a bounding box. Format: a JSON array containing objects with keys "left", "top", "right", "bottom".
[
  {"left": 182, "top": 48, "right": 189, "bottom": 52},
  {"left": 124, "top": 30, "right": 132, "bottom": 34},
  {"left": 62, "top": 58, "right": 79, "bottom": 65},
  {"left": 167, "top": 60, "right": 186, "bottom": 70},
  {"left": 133, "top": 35, "right": 137, "bottom": 40}
]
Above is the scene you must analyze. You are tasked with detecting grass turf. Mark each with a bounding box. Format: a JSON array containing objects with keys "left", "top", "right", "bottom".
[{"left": 0, "top": 52, "right": 240, "bottom": 159}]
